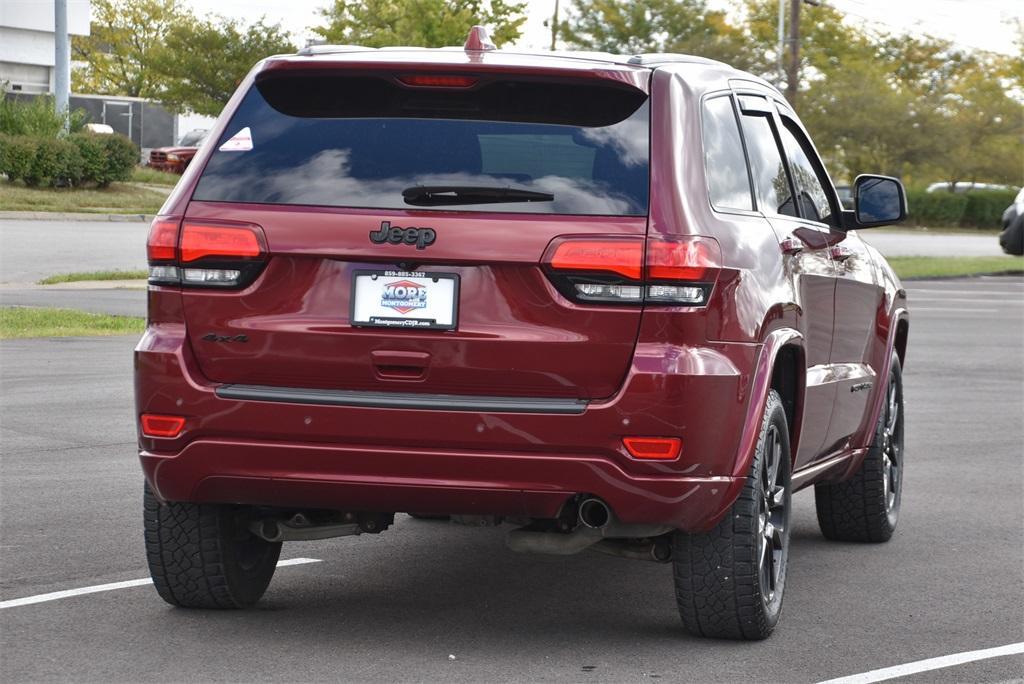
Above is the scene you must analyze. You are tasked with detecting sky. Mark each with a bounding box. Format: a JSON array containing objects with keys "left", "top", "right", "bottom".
[{"left": 180, "top": 0, "right": 1022, "bottom": 56}]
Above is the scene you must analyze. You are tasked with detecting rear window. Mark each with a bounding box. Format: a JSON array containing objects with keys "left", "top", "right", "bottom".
[{"left": 193, "top": 75, "right": 650, "bottom": 216}]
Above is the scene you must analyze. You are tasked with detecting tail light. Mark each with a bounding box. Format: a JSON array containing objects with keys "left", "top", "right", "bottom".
[
  {"left": 542, "top": 235, "right": 721, "bottom": 306},
  {"left": 397, "top": 74, "right": 478, "bottom": 88},
  {"left": 147, "top": 217, "right": 267, "bottom": 288}
]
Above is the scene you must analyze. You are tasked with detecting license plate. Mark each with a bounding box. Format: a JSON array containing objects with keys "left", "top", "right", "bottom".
[{"left": 350, "top": 270, "right": 459, "bottom": 330}]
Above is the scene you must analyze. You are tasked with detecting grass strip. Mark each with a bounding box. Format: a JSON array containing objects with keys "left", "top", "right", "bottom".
[
  {"left": 0, "top": 307, "right": 144, "bottom": 339},
  {"left": 889, "top": 256, "right": 1023, "bottom": 279},
  {"left": 0, "top": 179, "right": 168, "bottom": 214},
  {"left": 130, "top": 166, "right": 181, "bottom": 186},
  {"left": 38, "top": 270, "right": 149, "bottom": 285}
]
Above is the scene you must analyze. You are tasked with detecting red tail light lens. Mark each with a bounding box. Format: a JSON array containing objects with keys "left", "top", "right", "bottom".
[
  {"left": 548, "top": 239, "right": 644, "bottom": 280},
  {"left": 141, "top": 413, "right": 185, "bottom": 438},
  {"left": 646, "top": 237, "right": 721, "bottom": 281},
  {"left": 398, "top": 74, "right": 478, "bottom": 88},
  {"left": 146, "top": 218, "right": 268, "bottom": 288},
  {"left": 147, "top": 218, "right": 179, "bottom": 261},
  {"left": 180, "top": 223, "right": 264, "bottom": 262},
  {"left": 543, "top": 235, "right": 720, "bottom": 306},
  {"left": 623, "top": 436, "right": 682, "bottom": 460}
]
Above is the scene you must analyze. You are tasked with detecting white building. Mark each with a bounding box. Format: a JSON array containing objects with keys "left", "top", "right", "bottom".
[{"left": 0, "top": 0, "right": 91, "bottom": 94}]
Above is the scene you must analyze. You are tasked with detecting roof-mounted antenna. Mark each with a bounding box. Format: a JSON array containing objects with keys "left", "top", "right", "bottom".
[{"left": 464, "top": 25, "right": 496, "bottom": 51}]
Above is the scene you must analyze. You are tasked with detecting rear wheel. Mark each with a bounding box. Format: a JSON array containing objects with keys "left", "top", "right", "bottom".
[
  {"left": 815, "top": 352, "right": 904, "bottom": 542},
  {"left": 672, "top": 390, "right": 792, "bottom": 640},
  {"left": 143, "top": 484, "right": 281, "bottom": 608}
]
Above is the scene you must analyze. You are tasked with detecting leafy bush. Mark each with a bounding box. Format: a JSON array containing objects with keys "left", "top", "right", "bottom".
[
  {"left": 98, "top": 133, "right": 138, "bottom": 185},
  {"left": 0, "top": 96, "right": 88, "bottom": 137},
  {"left": 963, "top": 191, "right": 1017, "bottom": 227},
  {"left": 905, "top": 189, "right": 1016, "bottom": 228},
  {"left": 67, "top": 132, "right": 107, "bottom": 184},
  {"left": 24, "top": 137, "right": 84, "bottom": 187},
  {"left": 0, "top": 134, "right": 36, "bottom": 182},
  {"left": 905, "top": 189, "right": 968, "bottom": 227},
  {"left": 0, "top": 131, "right": 136, "bottom": 188}
]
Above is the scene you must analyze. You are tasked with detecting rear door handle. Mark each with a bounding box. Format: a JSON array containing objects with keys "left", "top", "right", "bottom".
[{"left": 371, "top": 350, "right": 430, "bottom": 380}]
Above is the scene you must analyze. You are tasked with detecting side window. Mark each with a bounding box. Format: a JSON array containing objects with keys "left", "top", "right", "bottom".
[
  {"left": 777, "top": 119, "right": 835, "bottom": 225},
  {"left": 738, "top": 111, "right": 797, "bottom": 218},
  {"left": 702, "top": 96, "right": 753, "bottom": 211}
]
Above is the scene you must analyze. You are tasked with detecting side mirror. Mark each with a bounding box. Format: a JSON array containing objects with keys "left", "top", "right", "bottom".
[{"left": 843, "top": 174, "right": 907, "bottom": 229}]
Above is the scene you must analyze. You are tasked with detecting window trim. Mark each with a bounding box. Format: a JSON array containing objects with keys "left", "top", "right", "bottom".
[
  {"left": 773, "top": 107, "right": 842, "bottom": 229},
  {"left": 731, "top": 92, "right": 800, "bottom": 221},
  {"left": 698, "top": 90, "right": 761, "bottom": 218}
]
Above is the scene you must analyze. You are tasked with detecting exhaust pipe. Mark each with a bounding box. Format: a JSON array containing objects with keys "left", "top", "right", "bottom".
[{"left": 578, "top": 498, "right": 611, "bottom": 529}]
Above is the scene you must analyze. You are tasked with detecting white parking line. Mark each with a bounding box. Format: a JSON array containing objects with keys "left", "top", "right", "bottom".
[
  {"left": 817, "top": 641, "right": 1024, "bottom": 684},
  {"left": 911, "top": 307, "right": 999, "bottom": 313},
  {"left": 909, "top": 297, "right": 1022, "bottom": 304},
  {"left": 908, "top": 289, "right": 1024, "bottom": 296},
  {"left": 0, "top": 557, "right": 321, "bottom": 609}
]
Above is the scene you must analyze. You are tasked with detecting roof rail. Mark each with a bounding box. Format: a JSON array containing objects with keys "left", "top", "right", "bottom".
[
  {"left": 296, "top": 44, "right": 371, "bottom": 56},
  {"left": 627, "top": 53, "right": 724, "bottom": 67}
]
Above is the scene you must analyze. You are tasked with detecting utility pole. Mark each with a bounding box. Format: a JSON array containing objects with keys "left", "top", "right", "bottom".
[
  {"left": 54, "top": 0, "right": 71, "bottom": 131},
  {"left": 785, "top": 0, "right": 800, "bottom": 104},
  {"left": 785, "top": 0, "right": 821, "bottom": 106},
  {"left": 777, "top": 0, "right": 785, "bottom": 86},
  {"left": 550, "top": 0, "right": 560, "bottom": 51}
]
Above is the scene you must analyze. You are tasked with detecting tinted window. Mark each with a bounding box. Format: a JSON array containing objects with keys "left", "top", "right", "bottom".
[
  {"left": 192, "top": 76, "right": 650, "bottom": 216},
  {"left": 778, "top": 120, "right": 834, "bottom": 225},
  {"left": 178, "top": 130, "right": 207, "bottom": 146},
  {"left": 702, "top": 96, "right": 752, "bottom": 211},
  {"left": 739, "top": 112, "right": 796, "bottom": 217}
]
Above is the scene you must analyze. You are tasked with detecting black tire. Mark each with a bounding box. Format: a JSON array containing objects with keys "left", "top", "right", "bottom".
[
  {"left": 999, "top": 214, "right": 1024, "bottom": 256},
  {"left": 143, "top": 484, "right": 281, "bottom": 608},
  {"left": 672, "top": 389, "right": 792, "bottom": 640},
  {"left": 815, "top": 352, "right": 904, "bottom": 543}
]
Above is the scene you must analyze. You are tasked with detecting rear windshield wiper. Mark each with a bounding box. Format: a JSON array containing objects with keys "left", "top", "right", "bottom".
[{"left": 402, "top": 185, "right": 554, "bottom": 207}]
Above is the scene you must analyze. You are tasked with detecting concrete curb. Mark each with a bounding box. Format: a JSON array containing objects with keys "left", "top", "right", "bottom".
[
  {"left": 0, "top": 211, "right": 153, "bottom": 223},
  {"left": 0, "top": 280, "right": 147, "bottom": 291}
]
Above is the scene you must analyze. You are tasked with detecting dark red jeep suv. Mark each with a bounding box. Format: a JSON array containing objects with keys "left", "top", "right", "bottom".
[{"left": 136, "top": 27, "right": 910, "bottom": 640}]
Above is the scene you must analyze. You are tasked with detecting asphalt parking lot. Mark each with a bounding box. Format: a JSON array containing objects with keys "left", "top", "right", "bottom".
[{"left": 1, "top": 276, "right": 1022, "bottom": 682}]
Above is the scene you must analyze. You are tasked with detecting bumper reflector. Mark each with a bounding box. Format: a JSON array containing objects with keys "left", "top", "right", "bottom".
[
  {"left": 623, "top": 436, "right": 682, "bottom": 460},
  {"left": 141, "top": 414, "right": 186, "bottom": 438}
]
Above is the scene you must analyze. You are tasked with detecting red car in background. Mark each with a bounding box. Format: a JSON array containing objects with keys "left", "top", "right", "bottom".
[
  {"left": 136, "top": 28, "right": 910, "bottom": 640},
  {"left": 147, "top": 129, "right": 208, "bottom": 174}
]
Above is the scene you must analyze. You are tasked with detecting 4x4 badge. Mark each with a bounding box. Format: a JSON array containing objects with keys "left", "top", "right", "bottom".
[{"left": 369, "top": 221, "right": 436, "bottom": 250}]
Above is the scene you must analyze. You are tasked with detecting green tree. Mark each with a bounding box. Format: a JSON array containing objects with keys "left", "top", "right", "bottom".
[
  {"left": 152, "top": 16, "right": 296, "bottom": 116},
  {"left": 932, "top": 61, "right": 1024, "bottom": 186},
  {"left": 559, "top": 0, "right": 750, "bottom": 67},
  {"left": 740, "top": 0, "right": 876, "bottom": 91},
  {"left": 315, "top": 0, "right": 527, "bottom": 48},
  {"left": 71, "top": 0, "right": 189, "bottom": 98},
  {"left": 797, "top": 56, "right": 931, "bottom": 181}
]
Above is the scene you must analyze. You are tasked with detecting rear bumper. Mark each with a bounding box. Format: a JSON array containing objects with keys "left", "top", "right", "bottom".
[
  {"left": 143, "top": 439, "right": 743, "bottom": 532},
  {"left": 136, "top": 325, "right": 758, "bottom": 532}
]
